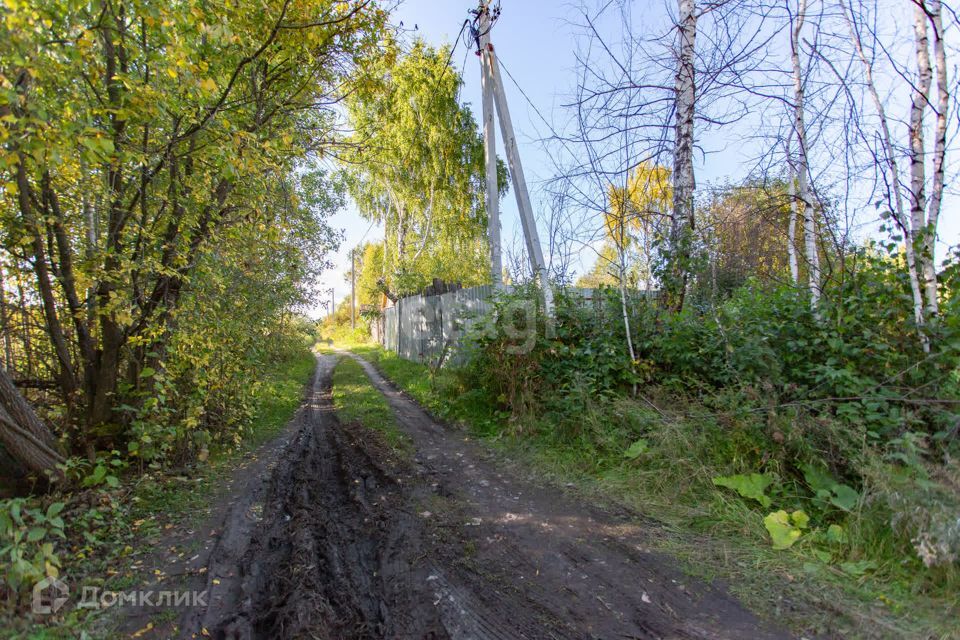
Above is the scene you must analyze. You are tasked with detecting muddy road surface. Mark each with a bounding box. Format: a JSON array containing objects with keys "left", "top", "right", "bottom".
[{"left": 180, "top": 353, "right": 789, "bottom": 640}]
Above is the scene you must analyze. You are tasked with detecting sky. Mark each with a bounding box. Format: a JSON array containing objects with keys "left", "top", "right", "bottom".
[{"left": 311, "top": 0, "right": 960, "bottom": 319}]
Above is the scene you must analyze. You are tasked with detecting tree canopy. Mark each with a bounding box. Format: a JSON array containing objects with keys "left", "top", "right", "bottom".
[
  {"left": 0, "top": 0, "right": 385, "bottom": 471},
  {"left": 343, "top": 38, "right": 503, "bottom": 296}
]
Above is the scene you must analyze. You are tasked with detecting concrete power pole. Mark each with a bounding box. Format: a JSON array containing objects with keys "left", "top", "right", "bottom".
[
  {"left": 476, "top": 1, "right": 553, "bottom": 315},
  {"left": 351, "top": 248, "right": 356, "bottom": 329},
  {"left": 479, "top": 7, "right": 502, "bottom": 286}
]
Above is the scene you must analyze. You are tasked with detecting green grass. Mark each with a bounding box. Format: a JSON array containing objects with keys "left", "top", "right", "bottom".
[
  {"left": 233, "top": 348, "right": 317, "bottom": 451},
  {"left": 344, "top": 343, "right": 957, "bottom": 640},
  {"left": 346, "top": 344, "right": 490, "bottom": 425},
  {"left": 331, "top": 355, "right": 409, "bottom": 454}
]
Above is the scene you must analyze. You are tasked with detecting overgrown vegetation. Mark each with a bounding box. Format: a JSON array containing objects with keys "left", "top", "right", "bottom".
[
  {"left": 0, "top": 336, "right": 315, "bottom": 633},
  {"left": 3, "top": 0, "right": 958, "bottom": 635},
  {"left": 341, "top": 37, "right": 501, "bottom": 299},
  {"left": 0, "top": 0, "right": 385, "bottom": 616}
]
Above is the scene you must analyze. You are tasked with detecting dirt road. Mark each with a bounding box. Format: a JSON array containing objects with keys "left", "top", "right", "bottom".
[{"left": 179, "top": 353, "right": 790, "bottom": 639}]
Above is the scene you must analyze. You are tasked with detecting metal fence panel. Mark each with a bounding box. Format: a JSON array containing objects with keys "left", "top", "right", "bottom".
[
  {"left": 379, "top": 284, "right": 500, "bottom": 365},
  {"left": 377, "top": 284, "right": 653, "bottom": 367}
]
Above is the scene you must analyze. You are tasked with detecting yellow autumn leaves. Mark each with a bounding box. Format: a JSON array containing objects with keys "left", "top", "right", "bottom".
[{"left": 604, "top": 162, "right": 672, "bottom": 247}]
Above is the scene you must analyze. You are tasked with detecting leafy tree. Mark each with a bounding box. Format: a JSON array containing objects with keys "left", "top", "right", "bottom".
[
  {"left": 343, "top": 38, "right": 499, "bottom": 296},
  {"left": 0, "top": 0, "right": 386, "bottom": 473},
  {"left": 692, "top": 181, "right": 804, "bottom": 302},
  {"left": 576, "top": 243, "right": 645, "bottom": 290},
  {"left": 605, "top": 162, "right": 672, "bottom": 292}
]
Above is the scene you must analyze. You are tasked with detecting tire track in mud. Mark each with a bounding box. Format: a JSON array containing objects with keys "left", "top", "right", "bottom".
[
  {"left": 345, "top": 353, "right": 792, "bottom": 640},
  {"left": 181, "top": 354, "right": 447, "bottom": 639},
  {"left": 182, "top": 353, "right": 792, "bottom": 639}
]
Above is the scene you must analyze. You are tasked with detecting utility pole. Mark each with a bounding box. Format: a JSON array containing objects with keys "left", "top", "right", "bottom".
[
  {"left": 474, "top": 1, "right": 553, "bottom": 315},
  {"left": 351, "top": 248, "right": 356, "bottom": 329},
  {"left": 479, "top": 7, "right": 502, "bottom": 286}
]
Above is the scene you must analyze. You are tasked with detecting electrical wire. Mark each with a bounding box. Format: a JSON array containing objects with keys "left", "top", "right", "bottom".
[
  {"left": 468, "top": 1, "right": 501, "bottom": 53},
  {"left": 357, "top": 217, "right": 376, "bottom": 247},
  {"left": 438, "top": 19, "right": 470, "bottom": 90},
  {"left": 496, "top": 55, "right": 561, "bottom": 142}
]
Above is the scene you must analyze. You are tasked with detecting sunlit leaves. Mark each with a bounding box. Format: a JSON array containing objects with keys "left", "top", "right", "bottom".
[
  {"left": 605, "top": 162, "right": 672, "bottom": 249},
  {"left": 343, "top": 38, "right": 491, "bottom": 294},
  {"left": 763, "top": 509, "right": 809, "bottom": 550},
  {"left": 712, "top": 473, "right": 773, "bottom": 508},
  {"left": 0, "top": 0, "right": 385, "bottom": 452}
]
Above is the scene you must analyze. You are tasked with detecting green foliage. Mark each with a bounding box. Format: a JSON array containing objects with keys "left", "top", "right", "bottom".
[
  {"left": 1, "top": 343, "right": 313, "bottom": 627},
  {"left": 827, "top": 524, "right": 847, "bottom": 544},
  {"left": 0, "top": 0, "right": 382, "bottom": 472},
  {"left": 123, "top": 316, "right": 321, "bottom": 467},
  {"left": 689, "top": 180, "right": 797, "bottom": 302},
  {"left": 344, "top": 38, "right": 499, "bottom": 296},
  {"left": 802, "top": 464, "right": 860, "bottom": 512},
  {"left": 0, "top": 498, "right": 66, "bottom": 595},
  {"left": 713, "top": 473, "right": 773, "bottom": 508},
  {"left": 349, "top": 341, "right": 959, "bottom": 635},
  {"left": 447, "top": 244, "right": 960, "bottom": 626},
  {"left": 462, "top": 285, "right": 643, "bottom": 428},
  {"left": 623, "top": 439, "right": 649, "bottom": 459},
  {"left": 764, "top": 509, "right": 809, "bottom": 550}
]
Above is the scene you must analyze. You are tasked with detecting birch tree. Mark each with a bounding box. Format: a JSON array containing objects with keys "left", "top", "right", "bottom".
[
  {"left": 344, "top": 39, "right": 496, "bottom": 295},
  {"left": 838, "top": 0, "right": 952, "bottom": 337},
  {"left": 787, "top": 0, "right": 822, "bottom": 307},
  {"left": 785, "top": 134, "right": 800, "bottom": 284},
  {"left": 910, "top": 0, "right": 949, "bottom": 317},
  {"left": 667, "top": 0, "right": 699, "bottom": 311}
]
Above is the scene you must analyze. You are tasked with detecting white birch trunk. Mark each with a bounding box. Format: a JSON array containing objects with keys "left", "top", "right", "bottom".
[
  {"left": 924, "top": 0, "right": 947, "bottom": 315},
  {"left": 671, "top": 0, "right": 698, "bottom": 310},
  {"left": 615, "top": 208, "right": 637, "bottom": 395},
  {"left": 785, "top": 131, "right": 800, "bottom": 284},
  {"left": 789, "top": 0, "right": 821, "bottom": 307},
  {"left": 787, "top": 155, "right": 800, "bottom": 285},
  {"left": 909, "top": 1, "right": 934, "bottom": 314}
]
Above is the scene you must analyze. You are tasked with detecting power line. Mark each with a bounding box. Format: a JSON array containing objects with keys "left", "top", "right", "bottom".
[
  {"left": 443, "top": 19, "right": 470, "bottom": 80},
  {"left": 357, "top": 217, "right": 376, "bottom": 246},
  {"left": 495, "top": 53, "right": 582, "bottom": 175},
  {"left": 496, "top": 55, "right": 557, "bottom": 140}
]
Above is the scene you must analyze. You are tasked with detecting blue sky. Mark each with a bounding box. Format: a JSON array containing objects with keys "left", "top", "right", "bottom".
[{"left": 313, "top": 0, "right": 960, "bottom": 317}]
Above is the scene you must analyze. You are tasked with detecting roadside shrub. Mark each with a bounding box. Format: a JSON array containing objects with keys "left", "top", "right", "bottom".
[
  {"left": 459, "top": 247, "right": 960, "bottom": 581},
  {"left": 0, "top": 498, "right": 66, "bottom": 601}
]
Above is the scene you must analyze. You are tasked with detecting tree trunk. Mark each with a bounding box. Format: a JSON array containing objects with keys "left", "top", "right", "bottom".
[
  {"left": 908, "top": 1, "right": 934, "bottom": 315},
  {"left": 17, "top": 159, "right": 79, "bottom": 401},
  {"left": 841, "top": 0, "right": 926, "bottom": 341},
  {"left": 0, "top": 266, "right": 13, "bottom": 371},
  {"left": 786, "top": 136, "right": 800, "bottom": 285},
  {"left": 669, "top": 0, "right": 698, "bottom": 312},
  {"left": 0, "top": 365, "right": 64, "bottom": 477},
  {"left": 924, "top": 0, "right": 947, "bottom": 316},
  {"left": 789, "top": 0, "right": 821, "bottom": 308}
]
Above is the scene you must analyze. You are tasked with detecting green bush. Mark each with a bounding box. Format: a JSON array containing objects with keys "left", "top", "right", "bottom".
[
  {"left": 456, "top": 246, "right": 960, "bottom": 594},
  {"left": 0, "top": 498, "right": 66, "bottom": 596}
]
